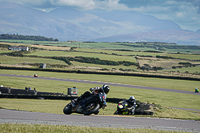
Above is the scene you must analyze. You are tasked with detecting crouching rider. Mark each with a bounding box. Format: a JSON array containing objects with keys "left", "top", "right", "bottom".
[
  {"left": 125, "top": 96, "right": 137, "bottom": 114},
  {"left": 71, "top": 84, "right": 110, "bottom": 107}
]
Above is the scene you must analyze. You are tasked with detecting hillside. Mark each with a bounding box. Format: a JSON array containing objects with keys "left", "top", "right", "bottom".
[
  {"left": 0, "top": 2, "right": 100, "bottom": 41},
  {"left": 0, "top": 1, "right": 200, "bottom": 45},
  {"left": 93, "top": 30, "right": 200, "bottom": 45},
  {"left": 49, "top": 8, "right": 181, "bottom": 37}
]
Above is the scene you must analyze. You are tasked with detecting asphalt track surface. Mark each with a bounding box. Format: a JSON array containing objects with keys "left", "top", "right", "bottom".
[
  {"left": 0, "top": 109, "right": 200, "bottom": 132},
  {"left": 1, "top": 74, "right": 200, "bottom": 132},
  {"left": 0, "top": 74, "right": 199, "bottom": 95}
]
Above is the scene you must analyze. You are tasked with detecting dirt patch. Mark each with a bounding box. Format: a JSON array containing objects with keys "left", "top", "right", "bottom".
[
  {"left": 137, "top": 57, "right": 179, "bottom": 69},
  {"left": 69, "top": 66, "right": 102, "bottom": 70},
  {"left": 0, "top": 42, "right": 26, "bottom": 46},
  {"left": 135, "top": 101, "right": 162, "bottom": 115},
  {"left": 0, "top": 64, "right": 32, "bottom": 68},
  {"left": 30, "top": 44, "right": 71, "bottom": 51}
]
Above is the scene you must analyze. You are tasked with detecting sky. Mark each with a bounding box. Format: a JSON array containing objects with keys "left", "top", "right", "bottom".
[{"left": 1, "top": 0, "right": 200, "bottom": 31}]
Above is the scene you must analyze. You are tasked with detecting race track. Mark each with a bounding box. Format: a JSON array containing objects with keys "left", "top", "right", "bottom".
[
  {"left": 0, "top": 74, "right": 199, "bottom": 95},
  {"left": 0, "top": 109, "right": 200, "bottom": 132},
  {"left": 1, "top": 74, "right": 200, "bottom": 132}
]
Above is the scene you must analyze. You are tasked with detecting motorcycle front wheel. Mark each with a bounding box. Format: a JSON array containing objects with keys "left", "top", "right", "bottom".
[{"left": 114, "top": 110, "right": 119, "bottom": 115}]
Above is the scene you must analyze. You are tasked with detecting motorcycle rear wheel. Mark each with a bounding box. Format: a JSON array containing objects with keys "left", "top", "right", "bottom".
[{"left": 84, "top": 102, "right": 100, "bottom": 115}]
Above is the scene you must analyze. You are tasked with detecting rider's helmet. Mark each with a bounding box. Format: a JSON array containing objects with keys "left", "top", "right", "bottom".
[
  {"left": 102, "top": 84, "right": 110, "bottom": 94},
  {"left": 129, "top": 96, "right": 135, "bottom": 103}
]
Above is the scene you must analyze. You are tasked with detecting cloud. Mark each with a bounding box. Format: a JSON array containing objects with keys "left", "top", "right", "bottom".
[
  {"left": 2, "top": 0, "right": 129, "bottom": 10},
  {"left": 49, "top": 0, "right": 95, "bottom": 9},
  {"left": 93, "top": 0, "right": 129, "bottom": 10},
  {"left": 1, "top": 0, "right": 200, "bottom": 31},
  {"left": 1, "top": 0, "right": 53, "bottom": 8},
  {"left": 49, "top": 0, "right": 129, "bottom": 10},
  {"left": 119, "top": 0, "right": 200, "bottom": 31}
]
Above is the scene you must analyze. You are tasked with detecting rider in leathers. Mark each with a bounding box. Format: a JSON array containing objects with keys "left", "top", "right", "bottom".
[
  {"left": 71, "top": 84, "right": 110, "bottom": 106},
  {"left": 125, "top": 96, "right": 137, "bottom": 114}
]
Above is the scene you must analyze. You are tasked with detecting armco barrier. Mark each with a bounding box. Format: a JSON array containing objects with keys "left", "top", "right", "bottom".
[
  {"left": 0, "top": 87, "right": 123, "bottom": 103},
  {"left": 0, "top": 94, "right": 123, "bottom": 103}
]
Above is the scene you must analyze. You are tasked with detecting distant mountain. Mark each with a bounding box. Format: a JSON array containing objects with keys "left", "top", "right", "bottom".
[
  {"left": 49, "top": 8, "right": 122, "bottom": 37},
  {"left": 0, "top": 2, "right": 100, "bottom": 41},
  {"left": 92, "top": 30, "right": 200, "bottom": 45},
  {"left": 50, "top": 8, "right": 200, "bottom": 45},
  {"left": 49, "top": 8, "right": 182, "bottom": 37},
  {"left": 196, "top": 29, "right": 200, "bottom": 34},
  {"left": 0, "top": 1, "right": 200, "bottom": 45}
]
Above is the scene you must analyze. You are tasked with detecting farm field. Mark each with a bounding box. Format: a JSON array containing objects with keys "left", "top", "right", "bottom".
[
  {"left": 0, "top": 56, "right": 66, "bottom": 65},
  {"left": 1, "top": 39, "right": 200, "bottom": 54},
  {"left": 0, "top": 40, "right": 200, "bottom": 79},
  {"left": 26, "top": 50, "right": 137, "bottom": 62}
]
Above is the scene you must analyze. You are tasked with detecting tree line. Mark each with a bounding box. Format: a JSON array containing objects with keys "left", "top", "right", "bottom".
[
  {"left": 0, "top": 34, "right": 59, "bottom": 41},
  {"left": 120, "top": 42, "right": 200, "bottom": 50}
]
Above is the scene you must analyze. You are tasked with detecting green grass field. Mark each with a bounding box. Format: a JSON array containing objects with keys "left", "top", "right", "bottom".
[
  {"left": 0, "top": 56, "right": 66, "bottom": 65},
  {"left": 0, "top": 49, "right": 13, "bottom": 54},
  {"left": 2, "top": 39, "right": 200, "bottom": 53},
  {"left": 0, "top": 123, "right": 191, "bottom": 133},
  {"left": 166, "top": 53, "right": 200, "bottom": 60},
  {"left": 1, "top": 69, "right": 199, "bottom": 92},
  {"left": 26, "top": 50, "right": 137, "bottom": 62},
  {"left": 1, "top": 40, "right": 200, "bottom": 77}
]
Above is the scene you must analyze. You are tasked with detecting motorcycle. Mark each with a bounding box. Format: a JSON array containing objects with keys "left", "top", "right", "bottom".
[
  {"left": 114, "top": 100, "right": 154, "bottom": 115},
  {"left": 114, "top": 100, "right": 135, "bottom": 115},
  {"left": 63, "top": 92, "right": 107, "bottom": 115}
]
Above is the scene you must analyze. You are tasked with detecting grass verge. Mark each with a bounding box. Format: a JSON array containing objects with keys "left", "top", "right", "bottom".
[{"left": 0, "top": 123, "right": 192, "bottom": 133}]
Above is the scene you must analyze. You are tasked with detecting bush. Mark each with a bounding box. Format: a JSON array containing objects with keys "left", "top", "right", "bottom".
[
  {"left": 52, "top": 57, "right": 72, "bottom": 65},
  {"left": 178, "top": 62, "right": 192, "bottom": 66},
  {"left": 73, "top": 56, "right": 138, "bottom": 67}
]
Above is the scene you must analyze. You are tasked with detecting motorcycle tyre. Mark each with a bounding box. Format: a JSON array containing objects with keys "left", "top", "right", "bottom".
[
  {"left": 63, "top": 104, "right": 72, "bottom": 115},
  {"left": 83, "top": 103, "right": 100, "bottom": 115},
  {"left": 114, "top": 110, "right": 119, "bottom": 115},
  {"left": 94, "top": 110, "right": 99, "bottom": 115}
]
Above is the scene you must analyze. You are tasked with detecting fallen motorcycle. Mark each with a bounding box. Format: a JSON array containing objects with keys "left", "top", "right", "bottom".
[
  {"left": 114, "top": 100, "right": 154, "bottom": 115},
  {"left": 114, "top": 100, "right": 135, "bottom": 115},
  {"left": 63, "top": 92, "right": 107, "bottom": 115}
]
